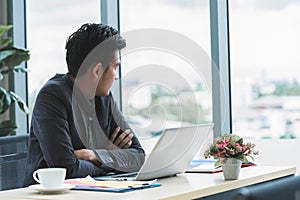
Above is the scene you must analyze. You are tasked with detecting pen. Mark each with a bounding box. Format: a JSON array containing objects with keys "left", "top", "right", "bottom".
[
  {"left": 114, "top": 178, "right": 135, "bottom": 181},
  {"left": 128, "top": 183, "right": 150, "bottom": 189}
]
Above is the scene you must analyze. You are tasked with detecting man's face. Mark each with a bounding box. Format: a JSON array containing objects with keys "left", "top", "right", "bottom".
[{"left": 96, "top": 53, "right": 120, "bottom": 96}]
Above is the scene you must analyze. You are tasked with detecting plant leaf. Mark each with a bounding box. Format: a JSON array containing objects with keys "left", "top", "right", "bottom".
[
  {"left": 8, "top": 91, "right": 30, "bottom": 114},
  {"left": 0, "top": 87, "right": 11, "bottom": 114},
  {"left": 0, "top": 46, "right": 30, "bottom": 68},
  {"left": 237, "top": 138, "right": 243, "bottom": 145},
  {"left": 17, "top": 99, "right": 30, "bottom": 114},
  {"left": 0, "top": 25, "right": 12, "bottom": 38},
  {"left": 214, "top": 159, "right": 221, "bottom": 167},
  {"left": 248, "top": 155, "right": 254, "bottom": 161},
  {"left": 0, "top": 49, "right": 16, "bottom": 60},
  {"left": 0, "top": 37, "right": 13, "bottom": 46},
  {"left": 1, "top": 67, "right": 29, "bottom": 75},
  {"left": 0, "top": 120, "right": 17, "bottom": 137},
  {"left": 229, "top": 138, "right": 235, "bottom": 147}
]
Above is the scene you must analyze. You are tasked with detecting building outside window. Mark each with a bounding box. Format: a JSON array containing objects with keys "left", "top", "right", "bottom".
[
  {"left": 119, "top": 0, "right": 212, "bottom": 152},
  {"left": 26, "top": 0, "right": 100, "bottom": 113},
  {"left": 29, "top": 0, "right": 300, "bottom": 143}
]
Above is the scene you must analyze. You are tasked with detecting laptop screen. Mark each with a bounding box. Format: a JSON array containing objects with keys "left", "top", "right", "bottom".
[{"left": 135, "top": 123, "right": 213, "bottom": 180}]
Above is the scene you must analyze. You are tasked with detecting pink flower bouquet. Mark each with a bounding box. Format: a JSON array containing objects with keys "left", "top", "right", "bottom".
[{"left": 204, "top": 133, "right": 259, "bottom": 166}]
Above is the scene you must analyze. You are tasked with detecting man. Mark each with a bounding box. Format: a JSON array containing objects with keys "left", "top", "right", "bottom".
[{"left": 24, "top": 23, "right": 145, "bottom": 186}]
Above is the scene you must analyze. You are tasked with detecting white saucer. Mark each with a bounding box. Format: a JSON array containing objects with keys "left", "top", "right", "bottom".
[{"left": 29, "top": 184, "right": 75, "bottom": 193}]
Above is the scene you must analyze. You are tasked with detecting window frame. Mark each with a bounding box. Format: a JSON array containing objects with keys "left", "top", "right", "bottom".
[
  {"left": 210, "top": 0, "right": 232, "bottom": 137},
  {"left": 13, "top": 0, "right": 232, "bottom": 136},
  {"left": 100, "top": 0, "right": 123, "bottom": 110},
  {"left": 6, "top": 0, "right": 28, "bottom": 135}
]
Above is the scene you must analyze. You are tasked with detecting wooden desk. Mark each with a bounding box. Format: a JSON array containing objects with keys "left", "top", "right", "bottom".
[{"left": 0, "top": 166, "right": 296, "bottom": 200}]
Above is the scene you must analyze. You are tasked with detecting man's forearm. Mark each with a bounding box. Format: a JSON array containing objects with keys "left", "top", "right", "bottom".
[
  {"left": 94, "top": 148, "right": 145, "bottom": 173},
  {"left": 74, "top": 149, "right": 102, "bottom": 166}
]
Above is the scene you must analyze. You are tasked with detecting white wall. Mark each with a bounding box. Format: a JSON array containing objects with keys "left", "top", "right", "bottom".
[
  {"left": 254, "top": 139, "right": 300, "bottom": 174},
  {"left": 196, "top": 135, "right": 300, "bottom": 175}
]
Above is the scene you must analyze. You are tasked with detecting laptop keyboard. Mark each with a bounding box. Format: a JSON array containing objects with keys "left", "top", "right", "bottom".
[{"left": 110, "top": 172, "right": 138, "bottom": 178}]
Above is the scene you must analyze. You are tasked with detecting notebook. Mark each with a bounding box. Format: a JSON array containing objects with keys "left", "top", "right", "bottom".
[
  {"left": 95, "top": 123, "right": 213, "bottom": 181},
  {"left": 186, "top": 159, "right": 222, "bottom": 173},
  {"left": 186, "top": 159, "right": 257, "bottom": 174},
  {"left": 65, "top": 177, "right": 161, "bottom": 193}
]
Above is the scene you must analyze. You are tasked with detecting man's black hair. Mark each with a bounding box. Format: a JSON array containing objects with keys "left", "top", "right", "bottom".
[{"left": 65, "top": 23, "right": 126, "bottom": 77}]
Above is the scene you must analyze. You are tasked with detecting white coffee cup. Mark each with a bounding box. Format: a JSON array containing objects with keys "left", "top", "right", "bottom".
[{"left": 32, "top": 168, "right": 66, "bottom": 188}]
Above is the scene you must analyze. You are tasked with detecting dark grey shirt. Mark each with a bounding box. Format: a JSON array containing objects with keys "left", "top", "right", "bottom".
[{"left": 24, "top": 73, "right": 145, "bottom": 186}]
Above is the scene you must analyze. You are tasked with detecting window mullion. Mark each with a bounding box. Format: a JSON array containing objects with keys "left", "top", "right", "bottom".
[
  {"left": 100, "top": 0, "right": 122, "bottom": 110},
  {"left": 7, "top": 0, "right": 28, "bottom": 135},
  {"left": 210, "top": 0, "right": 232, "bottom": 138}
]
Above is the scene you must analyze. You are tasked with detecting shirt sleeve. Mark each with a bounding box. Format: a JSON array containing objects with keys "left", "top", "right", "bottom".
[{"left": 93, "top": 94, "right": 145, "bottom": 173}]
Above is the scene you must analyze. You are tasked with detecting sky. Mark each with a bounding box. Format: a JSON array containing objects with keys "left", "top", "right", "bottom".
[{"left": 229, "top": 0, "right": 300, "bottom": 82}]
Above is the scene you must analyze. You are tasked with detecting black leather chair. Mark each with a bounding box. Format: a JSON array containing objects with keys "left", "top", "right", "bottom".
[
  {"left": 235, "top": 175, "right": 300, "bottom": 200},
  {"left": 0, "top": 134, "right": 29, "bottom": 191}
]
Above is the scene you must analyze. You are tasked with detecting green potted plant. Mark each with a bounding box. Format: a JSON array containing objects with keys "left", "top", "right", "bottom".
[
  {"left": 0, "top": 25, "right": 30, "bottom": 137},
  {"left": 204, "top": 133, "right": 259, "bottom": 166},
  {"left": 204, "top": 133, "right": 259, "bottom": 180}
]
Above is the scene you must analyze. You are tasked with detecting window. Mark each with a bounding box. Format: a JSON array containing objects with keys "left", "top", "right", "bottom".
[
  {"left": 26, "top": 0, "right": 100, "bottom": 114},
  {"left": 229, "top": 1, "right": 300, "bottom": 139},
  {"left": 119, "top": 0, "right": 212, "bottom": 152},
  {"left": 26, "top": 1, "right": 213, "bottom": 154}
]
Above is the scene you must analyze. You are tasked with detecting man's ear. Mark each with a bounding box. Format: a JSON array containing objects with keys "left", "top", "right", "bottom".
[{"left": 93, "top": 63, "right": 103, "bottom": 78}]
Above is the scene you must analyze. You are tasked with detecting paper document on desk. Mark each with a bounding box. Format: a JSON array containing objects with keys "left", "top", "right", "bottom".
[
  {"left": 64, "top": 176, "right": 161, "bottom": 192},
  {"left": 185, "top": 159, "right": 222, "bottom": 173},
  {"left": 186, "top": 159, "right": 257, "bottom": 173}
]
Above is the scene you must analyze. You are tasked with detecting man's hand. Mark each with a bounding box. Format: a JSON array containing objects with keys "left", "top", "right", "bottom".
[
  {"left": 108, "top": 127, "right": 133, "bottom": 149},
  {"left": 74, "top": 149, "right": 101, "bottom": 166}
]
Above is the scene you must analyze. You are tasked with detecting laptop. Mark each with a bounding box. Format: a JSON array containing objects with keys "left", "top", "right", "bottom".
[{"left": 94, "top": 123, "right": 213, "bottom": 181}]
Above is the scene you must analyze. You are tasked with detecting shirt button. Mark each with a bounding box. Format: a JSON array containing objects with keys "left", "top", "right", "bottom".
[{"left": 89, "top": 117, "right": 93, "bottom": 121}]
